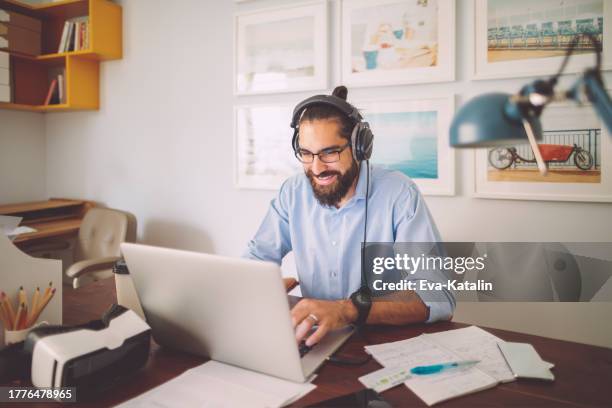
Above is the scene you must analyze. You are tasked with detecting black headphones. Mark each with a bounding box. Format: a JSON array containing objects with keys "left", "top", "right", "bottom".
[{"left": 290, "top": 94, "right": 374, "bottom": 162}]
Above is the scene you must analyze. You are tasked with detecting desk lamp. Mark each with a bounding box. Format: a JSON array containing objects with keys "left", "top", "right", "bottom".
[{"left": 450, "top": 34, "right": 612, "bottom": 175}]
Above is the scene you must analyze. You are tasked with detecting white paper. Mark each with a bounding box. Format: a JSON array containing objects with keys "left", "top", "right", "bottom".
[
  {"left": 365, "top": 330, "right": 507, "bottom": 406},
  {"left": 498, "top": 342, "right": 555, "bottom": 381},
  {"left": 117, "top": 360, "right": 316, "bottom": 408},
  {"left": 8, "top": 226, "right": 36, "bottom": 236},
  {"left": 359, "top": 365, "right": 412, "bottom": 393},
  {"left": 422, "top": 326, "right": 515, "bottom": 382},
  {"left": 0, "top": 215, "right": 22, "bottom": 235}
]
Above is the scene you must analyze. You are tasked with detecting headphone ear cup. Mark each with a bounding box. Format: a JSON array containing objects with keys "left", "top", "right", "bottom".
[
  {"left": 351, "top": 123, "right": 361, "bottom": 161},
  {"left": 351, "top": 123, "right": 374, "bottom": 161},
  {"left": 292, "top": 129, "right": 299, "bottom": 154},
  {"left": 360, "top": 122, "right": 374, "bottom": 161}
]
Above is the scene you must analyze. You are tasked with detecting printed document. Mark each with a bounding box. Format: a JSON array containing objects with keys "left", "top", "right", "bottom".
[{"left": 365, "top": 326, "right": 514, "bottom": 406}]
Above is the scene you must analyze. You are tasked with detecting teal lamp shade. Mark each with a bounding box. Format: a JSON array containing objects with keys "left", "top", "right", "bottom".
[{"left": 450, "top": 93, "right": 543, "bottom": 147}]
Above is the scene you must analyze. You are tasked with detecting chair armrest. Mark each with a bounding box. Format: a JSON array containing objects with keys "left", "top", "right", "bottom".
[{"left": 66, "top": 256, "right": 121, "bottom": 280}]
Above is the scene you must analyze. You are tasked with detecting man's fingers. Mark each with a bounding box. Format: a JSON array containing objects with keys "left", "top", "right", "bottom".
[
  {"left": 284, "top": 278, "right": 299, "bottom": 292},
  {"left": 305, "top": 323, "right": 329, "bottom": 347},
  {"left": 290, "top": 300, "right": 311, "bottom": 328},
  {"left": 295, "top": 319, "right": 314, "bottom": 342}
]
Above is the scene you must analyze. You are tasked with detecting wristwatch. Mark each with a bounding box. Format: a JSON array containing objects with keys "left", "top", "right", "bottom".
[{"left": 350, "top": 287, "right": 372, "bottom": 327}]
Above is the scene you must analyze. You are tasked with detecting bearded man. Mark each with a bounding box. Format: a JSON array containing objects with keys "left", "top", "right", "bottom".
[{"left": 244, "top": 86, "right": 455, "bottom": 347}]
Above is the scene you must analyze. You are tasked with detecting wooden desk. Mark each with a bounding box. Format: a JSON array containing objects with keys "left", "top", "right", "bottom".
[
  {"left": 12, "top": 279, "right": 612, "bottom": 407},
  {"left": 0, "top": 199, "right": 94, "bottom": 251}
]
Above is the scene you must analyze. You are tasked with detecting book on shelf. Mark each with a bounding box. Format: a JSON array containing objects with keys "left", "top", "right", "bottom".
[
  {"left": 0, "top": 84, "right": 9, "bottom": 102},
  {"left": 0, "top": 22, "right": 7, "bottom": 55},
  {"left": 58, "top": 21, "right": 69, "bottom": 53},
  {"left": 58, "top": 17, "right": 89, "bottom": 53},
  {"left": 57, "top": 73, "right": 64, "bottom": 104},
  {"left": 46, "top": 67, "right": 65, "bottom": 105},
  {"left": 43, "top": 78, "right": 57, "bottom": 106},
  {"left": 0, "top": 67, "right": 8, "bottom": 85}
]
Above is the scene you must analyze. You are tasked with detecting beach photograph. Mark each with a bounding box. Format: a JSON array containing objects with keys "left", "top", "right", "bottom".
[
  {"left": 364, "top": 110, "right": 439, "bottom": 179},
  {"left": 350, "top": 0, "right": 439, "bottom": 73}
]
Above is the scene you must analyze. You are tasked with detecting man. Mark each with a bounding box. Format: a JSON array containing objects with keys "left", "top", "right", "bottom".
[{"left": 245, "top": 86, "right": 455, "bottom": 347}]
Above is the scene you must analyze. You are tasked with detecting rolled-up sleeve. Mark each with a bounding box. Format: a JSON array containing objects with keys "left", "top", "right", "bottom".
[
  {"left": 393, "top": 183, "right": 456, "bottom": 323},
  {"left": 243, "top": 181, "right": 292, "bottom": 265}
]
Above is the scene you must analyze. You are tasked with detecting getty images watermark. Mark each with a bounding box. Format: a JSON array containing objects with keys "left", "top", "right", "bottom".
[{"left": 363, "top": 242, "right": 612, "bottom": 302}]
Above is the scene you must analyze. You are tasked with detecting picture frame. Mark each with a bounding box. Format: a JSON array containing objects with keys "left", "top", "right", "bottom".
[
  {"left": 341, "top": 0, "right": 455, "bottom": 87},
  {"left": 473, "top": 0, "right": 612, "bottom": 80},
  {"left": 474, "top": 101, "right": 612, "bottom": 202},
  {"left": 234, "top": 104, "right": 302, "bottom": 190},
  {"left": 355, "top": 96, "right": 456, "bottom": 196},
  {"left": 234, "top": 1, "right": 328, "bottom": 95}
]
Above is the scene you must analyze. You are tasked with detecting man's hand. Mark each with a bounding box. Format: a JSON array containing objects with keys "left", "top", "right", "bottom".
[
  {"left": 291, "top": 299, "right": 358, "bottom": 347},
  {"left": 283, "top": 278, "right": 299, "bottom": 292}
]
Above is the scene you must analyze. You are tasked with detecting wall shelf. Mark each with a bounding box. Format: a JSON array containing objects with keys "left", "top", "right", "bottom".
[{"left": 0, "top": 0, "right": 121, "bottom": 112}]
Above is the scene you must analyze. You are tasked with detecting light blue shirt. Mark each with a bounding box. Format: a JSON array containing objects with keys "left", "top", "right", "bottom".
[{"left": 244, "top": 163, "right": 455, "bottom": 323}]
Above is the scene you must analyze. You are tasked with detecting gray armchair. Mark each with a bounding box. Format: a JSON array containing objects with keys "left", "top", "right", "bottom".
[{"left": 66, "top": 208, "right": 137, "bottom": 288}]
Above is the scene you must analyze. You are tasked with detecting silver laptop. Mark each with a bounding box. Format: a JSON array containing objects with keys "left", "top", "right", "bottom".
[{"left": 120, "top": 242, "right": 354, "bottom": 383}]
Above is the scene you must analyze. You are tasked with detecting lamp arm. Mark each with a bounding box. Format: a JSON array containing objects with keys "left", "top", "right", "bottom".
[
  {"left": 581, "top": 70, "right": 612, "bottom": 134},
  {"left": 522, "top": 119, "right": 548, "bottom": 176}
]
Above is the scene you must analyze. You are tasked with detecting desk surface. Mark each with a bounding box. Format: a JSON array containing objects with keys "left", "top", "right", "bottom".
[{"left": 53, "top": 278, "right": 612, "bottom": 407}]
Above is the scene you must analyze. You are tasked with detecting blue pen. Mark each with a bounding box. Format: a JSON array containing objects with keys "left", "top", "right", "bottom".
[{"left": 410, "top": 360, "right": 480, "bottom": 375}]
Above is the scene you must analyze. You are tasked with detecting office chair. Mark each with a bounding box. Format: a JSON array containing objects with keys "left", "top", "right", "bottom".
[{"left": 65, "top": 208, "right": 137, "bottom": 288}]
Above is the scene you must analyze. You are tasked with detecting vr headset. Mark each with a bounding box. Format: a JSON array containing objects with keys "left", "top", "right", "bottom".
[{"left": 1, "top": 304, "right": 151, "bottom": 397}]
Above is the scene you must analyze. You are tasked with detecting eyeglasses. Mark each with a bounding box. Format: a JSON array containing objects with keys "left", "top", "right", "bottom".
[{"left": 295, "top": 143, "right": 351, "bottom": 163}]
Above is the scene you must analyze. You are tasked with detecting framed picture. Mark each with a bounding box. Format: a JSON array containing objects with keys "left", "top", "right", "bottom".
[
  {"left": 234, "top": 104, "right": 302, "bottom": 190},
  {"left": 474, "top": 101, "right": 612, "bottom": 202},
  {"left": 234, "top": 1, "right": 328, "bottom": 95},
  {"left": 473, "top": 0, "right": 612, "bottom": 79},
  {"left": 341, "top": 0, "right": 455, "bottom": 87},
  {"left": 356, "top": 96, "right": 456, "bottom": 196}
]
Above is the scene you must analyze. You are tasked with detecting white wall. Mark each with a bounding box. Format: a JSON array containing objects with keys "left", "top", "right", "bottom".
[
  {"left": 0, "top": 111, "right": 46, "bottom": 203},
  {"left": 39, "top": 1, "right": 612, "bottom": 345}
]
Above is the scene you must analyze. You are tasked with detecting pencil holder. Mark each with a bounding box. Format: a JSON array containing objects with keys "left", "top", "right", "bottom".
[{"left": 4, "top": 321, "right": 48, "bottom": 346}]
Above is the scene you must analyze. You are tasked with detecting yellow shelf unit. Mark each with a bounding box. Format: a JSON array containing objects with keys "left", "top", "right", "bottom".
[{"left": 0, "top": 0, "right": 121, "bottom": 112}]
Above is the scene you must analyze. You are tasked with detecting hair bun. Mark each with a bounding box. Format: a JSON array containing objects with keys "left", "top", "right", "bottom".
[{"left": 332, "top": 85, "right": 348, "bottom": 101}]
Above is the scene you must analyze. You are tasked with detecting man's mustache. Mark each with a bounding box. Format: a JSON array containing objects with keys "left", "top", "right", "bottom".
[{"left": 310, "top": 170, "right": 341, "bottom": 178}]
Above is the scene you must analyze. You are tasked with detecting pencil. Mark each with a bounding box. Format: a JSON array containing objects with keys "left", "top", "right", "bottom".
[
  {"left": 13, "top": 302, "right": 24, "bottom": 330},
  {"left": 17, "top": 304, "right": 28, "bottom": 330},
  {"left": 27, "top": 288, "right": 56, "bottom": 328},
  {"left": 0, "top": 293, "right": 9, "bottom": 327},
  {"left": 18, "top": 286, "right": 28, "bottom": 310},
  {"left": 1, "top": 292, "right": 16, "bottom": 328},
  {"left": 29, "top": 287, "right": 40, "bottom": 322},
  {"left": 42, "top": 281, "right": 53, "bottom": 299},
  {"left": 0, "top": 302, "right": 9, "bottom": 328}
]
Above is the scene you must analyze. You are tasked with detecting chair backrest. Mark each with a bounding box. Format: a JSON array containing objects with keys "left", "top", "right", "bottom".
[{"left": 74, "top": 208, "right": 135, "bottom": 261}]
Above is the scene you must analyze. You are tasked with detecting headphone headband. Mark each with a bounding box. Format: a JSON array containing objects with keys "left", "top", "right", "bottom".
[
  {"left": 291, "top": 93, "right": 373, "bottom": 162},
  {"left": 290, "top": 95, "right": 363, "bottom": 129}
]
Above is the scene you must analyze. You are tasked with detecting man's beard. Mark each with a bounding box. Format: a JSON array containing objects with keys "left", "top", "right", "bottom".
[{"left": 307, "top": 160, "right": 360, "bottom": 207}]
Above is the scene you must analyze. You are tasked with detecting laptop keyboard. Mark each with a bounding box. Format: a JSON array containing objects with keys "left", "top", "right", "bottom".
[{"left": 299, "top": 341, "right": 314, "bottom": 357}]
